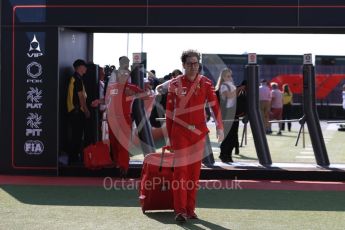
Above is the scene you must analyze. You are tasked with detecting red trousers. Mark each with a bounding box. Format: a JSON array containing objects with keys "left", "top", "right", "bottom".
[
  {"left": 108, "top": 116, "right": 131, "bottom": 171},
  {"left": 171, "top": 130, "right": 206, "bottom": 215}
]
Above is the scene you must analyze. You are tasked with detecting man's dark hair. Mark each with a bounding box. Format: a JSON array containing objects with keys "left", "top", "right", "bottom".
[
  {"left": 119, "top": 56, "right": 130, "bottom": 62},
  {"left": 73, "top": 59, "right": 86, "bottom": 68},
  {"left": 181, "top": 49, "right": 201, "bottom": 63},
  {"left": 171, "top": 69, "right": 183, "bottom": 77}
]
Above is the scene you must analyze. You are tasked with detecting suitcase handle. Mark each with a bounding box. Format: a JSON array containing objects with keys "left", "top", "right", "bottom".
[{"left": 159, "top": 146, "right": 174, "bottom": 172}]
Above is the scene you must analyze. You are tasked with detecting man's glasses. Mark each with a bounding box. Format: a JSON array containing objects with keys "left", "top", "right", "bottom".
[{"left": 185, "top": 62, "right": 200, "bottom": 67}]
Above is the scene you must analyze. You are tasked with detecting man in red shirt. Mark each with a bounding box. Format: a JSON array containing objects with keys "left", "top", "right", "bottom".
[
  {"left": 92, "top": 68, "right": 149, "bottom": 177},
  {"left": 166, "top": 50, "right": 224, "bottom": 223}
]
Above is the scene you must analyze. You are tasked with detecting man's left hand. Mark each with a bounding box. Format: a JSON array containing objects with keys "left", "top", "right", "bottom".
[{"left": 217, "top": 129, "right": 224, "bottom": 142}]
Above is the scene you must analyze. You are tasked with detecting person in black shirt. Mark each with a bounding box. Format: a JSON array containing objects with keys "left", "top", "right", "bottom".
[{"left": 66, "top": 59, "right": 90, "bottom": 164}]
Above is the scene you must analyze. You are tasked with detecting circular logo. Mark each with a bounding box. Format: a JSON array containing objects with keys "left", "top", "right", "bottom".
[
  {"left": 27, "top": 62, "right": 42, "bottom": 78},
  {"left": 24, "top": 140, "right": 44, "bottom": 155}
]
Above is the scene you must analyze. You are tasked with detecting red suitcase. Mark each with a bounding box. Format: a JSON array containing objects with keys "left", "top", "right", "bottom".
[
  {"left": 139, "top": 146, "right": 174, "bottom": 213},
  {"left": 83, "top": 141, "right": 113, "bottom": 170}
]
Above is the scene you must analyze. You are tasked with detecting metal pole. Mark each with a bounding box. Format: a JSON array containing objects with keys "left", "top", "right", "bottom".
[
  {"left": 245, "top": 123, "right": 247, "bottom": 146},
  {"left": 240, "top": 123, "right": 246, "bottom": 147},
  {"left": 245, "top": 54, "right": 272, "bottom": 166},
  {"left": 302, "top": 54, "right": 329, "bottom": 166},
  {"left": 302, "top": 124, "right": 305, "bottom": 148},
  {"left": 131, "top": 64, "right": 156, "bottom": 155}
]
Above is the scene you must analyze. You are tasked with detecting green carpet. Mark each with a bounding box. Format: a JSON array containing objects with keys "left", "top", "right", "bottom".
[{"left": 1, "top": 185, "right": 345, "bottom": 229}]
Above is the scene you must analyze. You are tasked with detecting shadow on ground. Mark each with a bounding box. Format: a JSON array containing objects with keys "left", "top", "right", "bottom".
[{"left": 145, "top": 212, "right": 231, "bottom": 230}]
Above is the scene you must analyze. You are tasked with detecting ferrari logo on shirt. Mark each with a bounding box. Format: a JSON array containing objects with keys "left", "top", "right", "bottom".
[
  {"left": 176, "top": 87, "right": 187, "bottom": 96},
  {"left": 110, "top": 89, "right": 118, "bottom": 95}
]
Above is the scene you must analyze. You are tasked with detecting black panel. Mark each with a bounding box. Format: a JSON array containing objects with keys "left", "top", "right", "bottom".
[
  {"left": 58, "top": 28, "right": 90, "bottom": 160},
  {"left": 148, "top": 8, "right": 297, "bottom": 27},
  {"left": 3, "top": 0, "right": 345, "bottom": 30},
  {"left": 300, "top": 0, "right": 345, "bottom": 5},
  {"left": 257, "top": 55, "right": 303, "bottom": 65},
  {"left": 0, "top": 27, "right": 12, "bottom": 172},
  {"left": 299, "top": 8, "right": 345, "bottom": 27},
  {"left": 12, "top": 27, "right": 58, "bottom": 168},
  {"left": 47, "top": 0, "right": 147, "bottom": 4},
  {"left": 83, "top": 63, "right": 100, "bottom": 145},
  {"left": 46, "top": 8, "right": 147, "bottom": 27},
  {"left": 148, "top": 0, "right": 298, "bottom": 27},
  {"left": 12, "top": 6, "right": 147, "bottom": 27},
  {"left": 149, "top": 0, "right": 298, "bottom": 5},
  {"left": 315, "top": 55, "right": 345, "bottom": 65},
  {"left": 299, "top": 0, "right": 345, "bottom": 27}
]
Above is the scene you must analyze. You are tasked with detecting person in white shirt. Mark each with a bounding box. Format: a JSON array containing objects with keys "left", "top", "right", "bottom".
[
  {"left": 215, "top": 68, "right": 237, "bottom": 162},
  {"left": 215, "top": 68, "right": 237, "bottom": 118},
  {"left": 259, "top": 79, "right": 272, "bottom": 134},
  {"left": 270, "top": 82, "right": 283, "bottom": 135}
]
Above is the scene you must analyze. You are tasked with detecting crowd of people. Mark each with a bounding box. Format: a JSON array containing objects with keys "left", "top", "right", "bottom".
[
  {"left": 64, "top": 56, "right": 187, "bottom": 167},
  {"left": 259, "top": 79, "right": 293, "bottom": 135},
  {"left": 65, "top": 52, "right": 299, "bottom": 166},
  {"left": 67, "top": 50, "right": 340, "bottom": 224}
]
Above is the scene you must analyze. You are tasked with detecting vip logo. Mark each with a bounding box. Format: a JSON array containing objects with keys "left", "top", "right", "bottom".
[
  {"left": 26, "top": 87, "right": 43, "bottom": 109},
  {"left": 27, "top": 34, "right": 43, "bottom": 58},
  {"left": 24, "top": 140, "right": 44, "bottom": 155},
  {"left": 26, "top": 113, "right": 42, "bottom": 129},
  {"left": 27, "top": 61, "right": 42, "bottom": 78}
]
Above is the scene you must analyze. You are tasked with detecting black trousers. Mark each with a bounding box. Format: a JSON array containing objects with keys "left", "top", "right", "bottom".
[
  {"left": 220, "top": 118, "right": 239, "bottom": 160},
  {"left": 282, "top": 103, "right": 292, "bottom": 131},
  {"left": 68, "top": 109, "right": 86, "bottom": 162}
]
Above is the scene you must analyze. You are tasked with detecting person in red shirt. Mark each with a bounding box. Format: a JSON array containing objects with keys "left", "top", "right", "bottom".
[
  {"left": 166, "top": 49, "right": 224, "bottom": 223},
  {"left": 92, "top": 68, "right": 149, "bottom": 177}
]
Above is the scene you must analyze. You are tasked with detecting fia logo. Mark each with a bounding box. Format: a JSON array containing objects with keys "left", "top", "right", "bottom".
[
  {"left": 26, "top": 113, "right": 42, "bottom": 137},
  {"left": 24, "top": 140, "right": 44, "bottom": 155},
  {"left": 26, "top": 87, "right": 43, "bottom": 109},
  {"left": 27, "top": 35, "right": 43, "bottom": 58}
]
